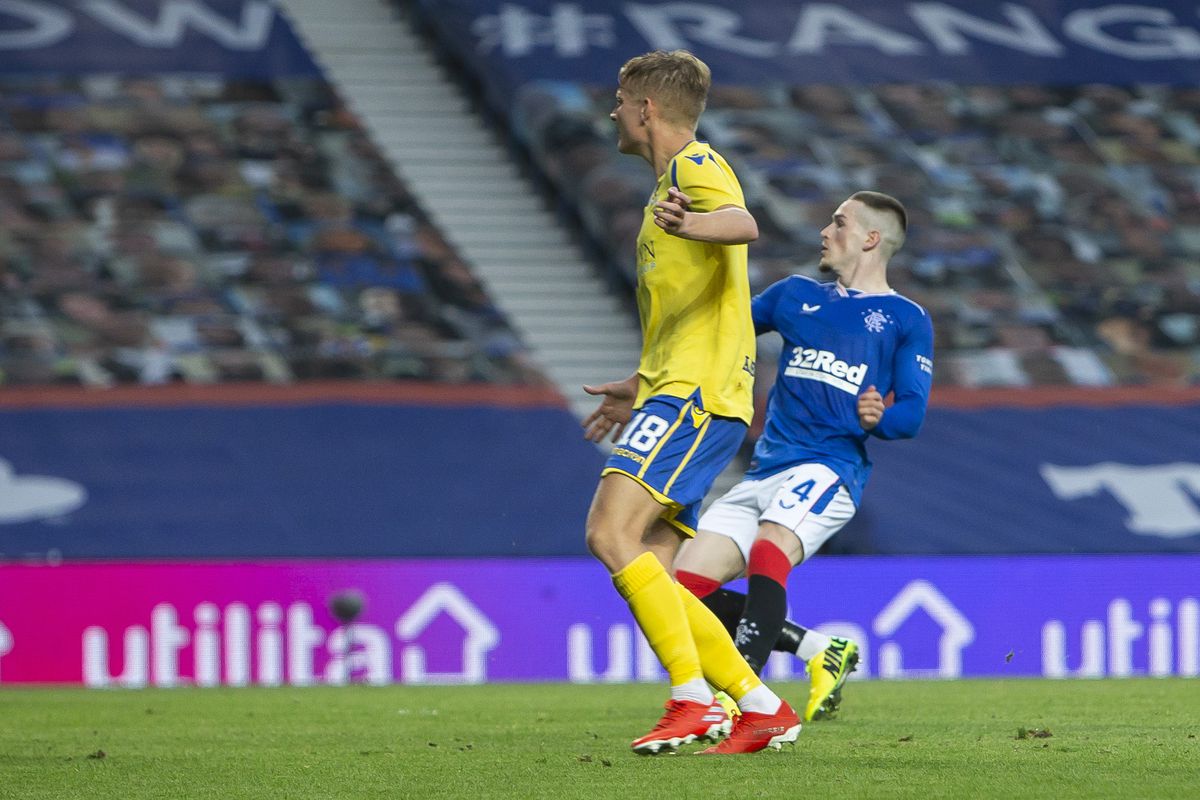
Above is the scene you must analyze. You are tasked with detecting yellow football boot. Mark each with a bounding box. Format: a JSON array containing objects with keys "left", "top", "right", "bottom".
[{"left": 804, "top": 637, "right": 859, "bottom": 722}]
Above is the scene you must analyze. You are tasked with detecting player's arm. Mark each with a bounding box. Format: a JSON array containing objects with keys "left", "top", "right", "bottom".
[
  {"left": 860, "top": 314, "right": 934, "bottom": 439},
  {"left": 653, "top": 187, "right": 758, "bottom": 243},
  {"left": 581, "top": 373, "right": 638, "bottom": 443},
  {"left": 750, "top": 278, "right": 787, "bottom": 336}
]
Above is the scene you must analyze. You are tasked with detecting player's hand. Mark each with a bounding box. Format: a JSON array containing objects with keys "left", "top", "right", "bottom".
[
  {"left": 581, "top": 378, "right": 637, "bottom": 443},
  {"left": 653, "top": 187, "right": 692, "bottom": 237},
  {"left": 857, "top": 385, "right": 885, "bottom": 431}
]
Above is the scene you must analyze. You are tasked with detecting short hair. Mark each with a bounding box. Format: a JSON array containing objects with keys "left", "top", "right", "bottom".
[
  {"left": 849, "top": 190, "right": 907, "bottom": 254},
  {"left": 618, "top": 50, "right": 711, "bottom": 127}
]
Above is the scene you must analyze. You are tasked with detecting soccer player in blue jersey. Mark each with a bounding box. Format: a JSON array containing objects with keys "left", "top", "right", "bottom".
[
  {"left": 673, "top": 190, "right": 934, "bottom": 722},
  {"left": 582, "top": 50, "right": 800, "bottom": 755}
]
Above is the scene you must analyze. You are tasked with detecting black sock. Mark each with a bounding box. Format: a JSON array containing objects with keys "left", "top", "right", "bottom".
[
  {"left": 703, "top": 588, "right": 810, "bottom": 655},
  {"left": 774, "top": 618, "right": 808, "bottom": 656},
  {"left": 734, "top": 575, "right": 788, "bottom": 675},
  {"left": 700, "top": 589, "right": 746, "bottom": 637}
]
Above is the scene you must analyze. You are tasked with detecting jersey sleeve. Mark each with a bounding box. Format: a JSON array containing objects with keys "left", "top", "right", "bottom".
[
  {"left": 670, "top": 153, "right": 743, "bottom": 213},
  {"left": 871, "top": 309, "right": 934, "bottom": 440},
  {"left": 751, "top": 278, "right": 788, "bottom": 335}
]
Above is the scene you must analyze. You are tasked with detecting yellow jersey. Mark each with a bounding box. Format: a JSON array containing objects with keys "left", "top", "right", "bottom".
[{"left": 633, "top": 140, "right": 755, "bottom": 424}]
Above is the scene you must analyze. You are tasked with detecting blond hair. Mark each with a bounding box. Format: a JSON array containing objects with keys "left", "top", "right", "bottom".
[{"left": 618, "top": 50, "right": 711, "bottom": 128}]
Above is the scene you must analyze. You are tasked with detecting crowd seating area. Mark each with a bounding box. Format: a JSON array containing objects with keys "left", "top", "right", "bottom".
[
  {"left": 8, "top": 69, "right": 1198, "bottom": 394},
  {"left": 0, "top": 76, "right": 545, "bottom": 388},
  {"left": 514, "top": 80, "right": 1200, "bottom": 390}
]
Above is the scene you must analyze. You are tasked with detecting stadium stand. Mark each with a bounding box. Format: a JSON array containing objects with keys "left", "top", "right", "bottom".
[
  {"left": 0, "top": 73, "right": 546, "bottom": 389},
  {"left": 28, "top": 8, "right": 1196, "bottom": 395},
  {"left": 506, "top": 80, "right": 1200, "bottom": 393},
  {"left": 403, "top": 0, "right": 1200, "bottom": 396}
]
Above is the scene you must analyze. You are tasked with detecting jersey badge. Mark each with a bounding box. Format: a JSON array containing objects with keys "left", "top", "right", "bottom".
[{"left": 863, "top": 308, "right": 893, "bottom": 333}]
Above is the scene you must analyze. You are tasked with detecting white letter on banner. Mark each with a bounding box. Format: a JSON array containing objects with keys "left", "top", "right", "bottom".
[
  {"left": 223, "top": 602, "right": 250, "bottom": 687},
  {"left": 472, "top": 4, "right": 614, "bottom": 57},
  {"left": 81, "top": 0, "right": 274, "bottom": 50},
  {"left": 787, "top": 4, "right": 924, "bottom": 55},
  {"left": 567, "top": 623, "right": 632, "bottom": 683},
  {"left": 1107, "top": 598, "right": 1144, "bottom": 677},
  {"left": 909, "top": 2, "right": 1063, "bottom": 56},
  {"left": 1147, "top": 598, "right": 1173, "bottom": 677},
  {"left": 625, "top": 2, "right": 777, "bottom": 56},
  {"left": 193, "top": 603, "right": 221, "bottom": 687},
  {"left": 634, "top": 627, "right": 665, "bottom": 681},
  {"left": 324, "top": 624, "right": 392, "bottom": 686},
  {"left": 82, "top": 625, "right": 149, "bottom": 687},
  {"left": 151, "top": 604, "right": 189, "bottom": 688},
  {"left": 286, "top": 602, "right": 325, "bottom": 686},
  {"left": 1041, "top": 618, "right": 1105, "bottom": 677},
  {"left": 1064, "top": 5, "right": 1200, "bottom": 60},
  {"left": 256, "top": 602, "right": 284, "bottom": 686},
  {"left": 0, "top": 0, "right": 72, "bottom": 49},
  {"left": 1040, "top": 462, "right": 1200, "bottom": 537}
]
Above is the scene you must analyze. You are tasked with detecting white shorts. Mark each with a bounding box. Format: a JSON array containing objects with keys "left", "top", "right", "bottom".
[{"left": 697, "top": 463, "right": 856, "bottom": 566}]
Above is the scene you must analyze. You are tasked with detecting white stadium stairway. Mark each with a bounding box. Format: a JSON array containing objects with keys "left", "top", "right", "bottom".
[{"left": 277, "top": 0, "right": 745, "bottom": 500}]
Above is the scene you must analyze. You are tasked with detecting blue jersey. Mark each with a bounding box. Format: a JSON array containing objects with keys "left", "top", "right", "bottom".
[{"left": 747, "top": 275, "right": 934, "bottom": 506}]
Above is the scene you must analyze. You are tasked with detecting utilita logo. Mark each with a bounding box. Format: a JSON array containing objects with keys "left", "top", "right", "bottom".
[
  {"left": 81, "top": 584, "right": 499, "bottom": 688},
  {"left": 1043, "top": 596, "right": 1200, "bottom": 678}
]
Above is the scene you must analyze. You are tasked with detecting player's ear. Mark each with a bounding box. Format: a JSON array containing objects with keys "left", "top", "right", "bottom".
[
  {"left": 863, "top": 229, "right": 882, "bottom": 252},
  {"left": 640, "top": 97, "right": 653, "bottom": 124}
]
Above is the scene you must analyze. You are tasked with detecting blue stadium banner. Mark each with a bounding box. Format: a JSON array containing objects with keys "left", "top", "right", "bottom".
[
  {"left": 844, "top": 394, "right": 1200, "bottom": 555},
  {"left": 422, "top": 0, "right": 1200, "bottom": 90},
  {"left": 0, "top": 384, "right": 604, "bottom": 559},
  {"left": 0, "top": 0, "right": 318, "bottom": 76},
  {"left": 2, "top": 386, "right": 1199, "bottom": 558}
]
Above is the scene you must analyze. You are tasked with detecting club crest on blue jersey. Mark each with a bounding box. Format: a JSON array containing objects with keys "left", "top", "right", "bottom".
[{"left": 862, "top": 308, "right": 893, "bottom": 333}]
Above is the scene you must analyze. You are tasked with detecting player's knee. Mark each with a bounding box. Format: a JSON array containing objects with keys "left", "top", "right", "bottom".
[
  {"left": 754, "top": 524, "right": 805, "bottom": 566},
  {"left": 584, "top": 518, "right": 619, "bottom": 566},
  {"left": 585, "top": 516, "right": 644, "bottom": 572}
]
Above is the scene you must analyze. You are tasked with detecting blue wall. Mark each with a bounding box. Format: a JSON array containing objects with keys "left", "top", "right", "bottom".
[
  {"left": 0, "top": 391, "right": 605, "bottom": 558},
  {"left": 3, "top": 390, "right": 1200, "bottom": 557}
]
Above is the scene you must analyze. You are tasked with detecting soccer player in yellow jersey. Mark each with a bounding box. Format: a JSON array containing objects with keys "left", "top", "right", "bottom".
[{"left": 581, "top": 50, "right": 800, "bottom": 755}]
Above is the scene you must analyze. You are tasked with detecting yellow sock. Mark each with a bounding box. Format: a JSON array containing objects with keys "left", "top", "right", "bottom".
[
  {"left": 675, "top": 583, "right": 762, "bottom": 701},
  {"left": 612, "top": 553, "right": 703, "bottom": 687}
]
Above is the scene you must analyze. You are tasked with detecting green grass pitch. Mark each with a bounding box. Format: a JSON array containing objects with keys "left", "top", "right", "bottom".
[{"left": 2, "top": 679, "right": 1198, "bottom": 799}]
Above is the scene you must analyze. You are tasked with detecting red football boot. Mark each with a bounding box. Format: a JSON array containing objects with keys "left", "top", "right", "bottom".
[
  {"left": 631, "top": 699, "right": 730, "bottom": 754},
  {"left": 696, "top": 700, "right": 801, "bottom": 754}
]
